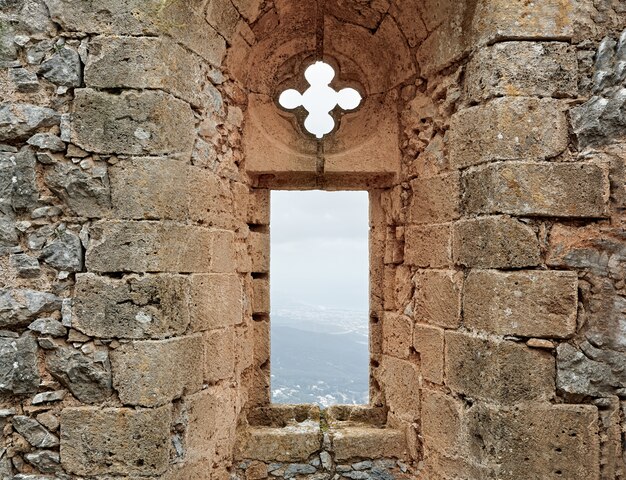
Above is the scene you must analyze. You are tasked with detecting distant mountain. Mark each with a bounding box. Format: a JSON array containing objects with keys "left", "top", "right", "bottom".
[{"left": 270, "top": 306, "right": 369, "bottom": 406}]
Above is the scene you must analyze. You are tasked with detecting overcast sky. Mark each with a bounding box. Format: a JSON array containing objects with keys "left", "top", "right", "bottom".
[{"left": 270, "top": 190, "right": 369, "bottom": 311}]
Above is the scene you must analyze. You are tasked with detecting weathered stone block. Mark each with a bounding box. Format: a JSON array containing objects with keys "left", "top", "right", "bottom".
[
  {"left": 0, "top": 332, "right": 40, "bottom": 394},
  {"left": 206, "top": 0, "right": 240, "bottom": 40},
  {"left": 413, "top": 324, "right": 444, "bottom": 384},
  {"left": 251, "top": 278, "right": 269, "bottom": 315},
  {"left": 86, "top": 221, "right": 235, "bottom": 274},
  {"left": 0, "top": 288, "right": 62, "bottom": 328},
  {"left": 409, "top": 173, "right": 460, "bottom": 224},
  {"left": 0, "top": 103, "right": 59, "bottom": 141},
  {"left": 466, "top": 403, "right": 599, "bottom": 480},
  {"left": 412, "top": 270, "right": 462, "bottom": 329},
  {"left": 110, "top": 335, "right": 203, "bottom": 407},
  {"left": 421, "top": 389, "right": 463, "bottom": 456},
  {"left": 85, "top": 36, "right": 204, "bottom": 106},
  {"left": 445, "top": 332, "right": 555, "bottom": 404},
  {"left": 379, "top": 357, "right": 420, "bottom": 422},
  {"left": 237, "top": 423, "right": 322, "bottom": 462},
  {"left": 248, "top": 231, "right": 269, "bottom": 273},
  {"left": 204, "top": 328, "right": 235, "bottom": 383},
  {"left": 72, "top": 89, "right": 195, "bottom": 156},
  {"left": 46, "top": 345, "right": 112, "bottom": 404},
  {"left": 109, "top": 159, "right": 233, "bottom": 227},
  {"left": 404, "top": 224, "right": 451, "bottom": 268},
  {"left": 464, "top": 270, "right": 578, "bottom": 339},
  {"left": 190, "top": 274, "right": 243, "bottom": 331},
  {"left": 466, "top": 42, "right": 578, "bottom": 101},
  {"left": 382, "top": 313, "right": 412, "bottom": 359},
  {"left": 74, "top": 273, "right": 191, "bottom": 339},
  {"left": 463, "top": 162, "right": 609, "bottom": 218},
  {"left": 453, "top": 217, "right": 541, "bottom": 268},
  {"left": 449, "top": 98, "right": 568, "bottom": 168},
  {"left": 1, "top": 148, "right": 38, "bottom": 212},
  {"left": 60, "top": 405, "right": 171, "bottom": 476},
  {"left": 472, "top": 0, "right": 577, "bottom": 45},
  {"left": 332, "top": 427, "right": 408, "bottom": 461}
]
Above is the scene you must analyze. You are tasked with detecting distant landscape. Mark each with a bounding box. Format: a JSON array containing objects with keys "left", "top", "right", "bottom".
[{"left": 270, "top": 303, "right": 369, "bottom": 406}]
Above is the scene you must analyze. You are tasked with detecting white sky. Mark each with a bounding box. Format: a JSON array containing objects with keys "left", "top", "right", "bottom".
[{"left": 270, "top": 190, "right": 369, "bottom": 311}]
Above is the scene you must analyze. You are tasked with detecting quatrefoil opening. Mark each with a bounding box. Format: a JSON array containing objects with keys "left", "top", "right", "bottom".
[{"left": 278, "top": 61, "right": 362, "bottom": 139}]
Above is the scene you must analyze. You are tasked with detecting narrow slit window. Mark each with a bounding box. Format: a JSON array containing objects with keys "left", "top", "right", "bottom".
[{"left": 270, "top": 191, "right": 369, "bottom": 407}]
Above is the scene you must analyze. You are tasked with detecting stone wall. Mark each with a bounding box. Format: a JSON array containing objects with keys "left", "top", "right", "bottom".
[{"left": 0, "top": 0, "right": 625, "bottom": 479}]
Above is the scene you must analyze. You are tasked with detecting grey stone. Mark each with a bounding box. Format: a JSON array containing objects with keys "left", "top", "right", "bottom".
[
  {"left": 557, "top": 342, "right": 626, "bottom": 398},
  {"left": 310, "top": 457, "right": 321, "bottom": 467},
  {"left": 337, "top": 466, "right": 353, "bottom": 473},
  {"left": 10, "top": 253, "right": 41, "bottom": 278},
  {"left": 9, "top": 68, "right": 39, "bottom": 92},
  {"left": 0, "top": 148, "right": 39, "bottom": 212},
  {"left": 352, "top": 461, "right": 373, "bottom": 471},
  {"left": 40, "top": 230, "right": 83, "bottom": 272},
  {"left": 12, "top": 474, "right": 57, "bottom": 480},
  {"left": 342, "top": 472, "right": 370, "bottom": 480},
  {"left": 0, "top": 330, "right": 18, "bottom": 338},
  {"left": 0, "top": 332, "right": 40, "bottom": 394},
  {"left": 0, "top": 408, "right": 16, "bottom": 417},
  {"left": 45, "top": 345, "right": 112, "bottom": 403},
  {"left": 44, "top": 161, "right": 111, "bottom": 217},
  {"left": 31, "top": 206, "right": 62, "bottom": 218},
  {"left": 32, "top": 389, "right": 67, "bottom": 404},
  {"left": 24, "top": 450, "right": 60, "bottom": 473},
  {"left": 39, "top": 47, "right": 81, "bottom": 87},
  {"left": 0, "top": 289, "right": 61, "bottom": 328},
  {"left": 369, "top": 468, "right": 394, "bottom": 480},
  {"left": 12, "top": 416, "right": 59, "bottom": 448},
  {"left": 0, "top": 216, "right": 18, "bottom": 247},
  {"left": 28, "top": 318, "right": 66, "bottom": 337},
  {"left": 320, "top": 451, "right": 333, "bottom": 470},
  {"left": 26, "top": 39, "right": 54, "bottom": 64},
  {"left": 571, "top": 90, "right": 626, "bottom": 149},
  {"left": 16, "top": 0, "right": 56, "bottom": 37},
  {"left": 0, "top": 103, "right": 59, "bottom": 141},
  {"left": 27, "top": 224, "right": 56, "bottom": 250},
  {"left": 284, "top": 464, "right": 317, "bottom": 477},
  {"left": 27, "top": 133, "right": 65, "bottom": 152}
]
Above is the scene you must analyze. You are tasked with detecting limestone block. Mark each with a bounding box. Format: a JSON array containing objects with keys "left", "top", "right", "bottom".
[
  {"left": 413, "top": 324, "right": 444, "bottom": 384},
  {"left": 453, "top": 216, "right": 541, "bottom": 269},
  {"left": 247, "top": 189, "right": 270, "bottom": 225},
  {"left": 409, "top": 173, "right": 460, "bottom": 224},
  {"left": 73, "top": 273, "right": 191, "bottom": 339},
  {"left": 190, "top": 274, "right": 243, "bottom": 331},
  {"left": 86, "top": 221, "right": 235, "bottom": 274},
  {"left": 412, "top": 270, "right": 462, "bottom": 329},
  {"left": 464, "top": 270, "right": 578, "bottom": 339},
  {"left": 109, "top": 158, "right": 233, "bottom": 227},
  {"left": 60, "top": 405, "right": 171, "bottom": 476},
  {"left": 421, "top": 389, "right": 463, "bottom": 457},
  {"left": 110, "top": 335, "right": 203, "bottom": 407},
  {"left": 72, "top": 89, "right": 195, "bottom": 157},
  {"left": 472, "top": 0, "right": 577, "bottom": 45},
  {"left": 404, "top": 224, "right": 451, "bottom": 268},
  {"left": 445, "top": 332, "right": 555, "bottom": 404},
  {"left": 388, "top": 0, "right": 427, "bottom": 48},
  {"left": 206, "top": 0, "right": 240, "bottom": 40},
  {"left": 251, "top": 278, "right": 269, "bottom": 314},
  {"left": 466, "top": 42, "right": 578, "bottom": 102},
  {"left": 248, "top": 231, "right": 269, "bottom": 273},
  {"left": 463, "top": 162, "right": 609, "bottom": 218},
  {"left": 85, "top": 36, "right": 205, "bottom": 106},
  {"left": 237, "top": 422, "right": 322, "bottom": 462},
  {"left": 448, "top": 98, "right": 568, "bottom": 168},
  {"left": 204, "top": 328, "right": 235, "bottom": 383},
  {"left": 43, "top": 0, "right": 226, "bottom": 65},
  {"left": 382, "top": 313, "right": 412, "bottom": 359},
  {"left": 466, "top": 403, "right": 599, "bottom": 480},
  {"left": 378, "top": 356, "right": 420, "bottom": 422},
  {"left": 231, "top": 0, "right": 261, "bottom": 22},
  {"left": 332, "top": 427, "right": 408, "bottom": 461},
  {"left": 0, "top": 332, "right": 40, "bottom": 394}
]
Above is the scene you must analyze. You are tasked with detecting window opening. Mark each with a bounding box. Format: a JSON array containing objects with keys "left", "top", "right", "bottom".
[
  {"left": 270, "top": 190, "right": 369, "bottom": 406},
  {"left": 278, "top": 61, "right": 362, "bottom": 139}
]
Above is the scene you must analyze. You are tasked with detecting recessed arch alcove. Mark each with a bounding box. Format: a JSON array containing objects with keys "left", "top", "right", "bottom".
[{"left": 2, "top": 0, "right": 622, "bottom": 479}]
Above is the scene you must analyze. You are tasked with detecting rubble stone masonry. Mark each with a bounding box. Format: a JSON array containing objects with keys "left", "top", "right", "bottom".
[{"left": 0, "top": 0, "right": 625, "bottom": 479}]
